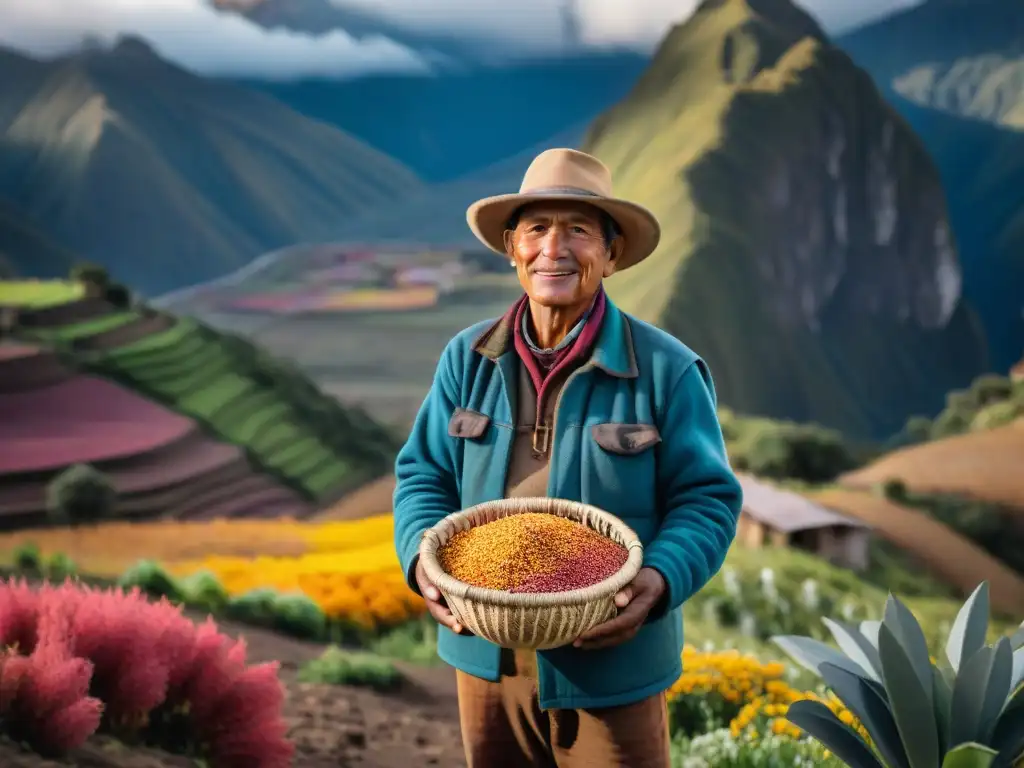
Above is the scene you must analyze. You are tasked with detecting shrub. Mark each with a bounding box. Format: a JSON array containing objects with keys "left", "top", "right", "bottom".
[
  {"left": 117, "top": 559, "right": 183, "bottom": 603},
  {"left": 46, "top": 464, "right": 116, "bottom": 527},
  {"left": 270, "top": 591, "right": 327, "bottom": 640},
  {"left": 176, "top": 569, "right": 229, "bottom": 613},
  {"left": 226, "top": 588, "right": 279, "bottom": 629},
  {"left": 46, "top": 552, "right": 77, "bottom": 582},
  {"left": 104, "top": 283, "right": 132, "bottom": 309},
  {"left": 298, "top": 646, "right": 402, "bottom": 692},
  {"left": 879, "top": 478, "right": 908, "bottom": 502},
  {"left": 69, "top": 263, "right": 110, "bottom": 292},
  {"left": 0, "top": 579, "right": 294, "bottom": 766},
  {"left": 670, "top": 727, "right": 844, "bottom": 767},
  {"left": 731, "top": 422, "right": 857, "bottom": 483},
  {"left": 773, "top": 582, "right": 1024, "bottom": 767},
  {"left": 13, "top": 542, "right": 42, "bottom": 576}
]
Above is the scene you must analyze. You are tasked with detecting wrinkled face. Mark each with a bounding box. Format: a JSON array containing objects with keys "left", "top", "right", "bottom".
[{"left": 504, "top": 201, "right": 620, "bottom": 308}]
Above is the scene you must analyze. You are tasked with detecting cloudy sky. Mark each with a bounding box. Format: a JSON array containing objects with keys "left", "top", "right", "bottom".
[{"left": 0, "top": 0, "right": 922, "bottom": 79}]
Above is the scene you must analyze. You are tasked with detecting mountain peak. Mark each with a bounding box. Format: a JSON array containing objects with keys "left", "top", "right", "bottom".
[{"left": 111, "top": 35, "right": 161, "bottom": 60}]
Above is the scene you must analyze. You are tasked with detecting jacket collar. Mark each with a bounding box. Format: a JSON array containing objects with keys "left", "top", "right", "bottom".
[{"left": 472, "top": 293, "right": 638, "bottom": 379}]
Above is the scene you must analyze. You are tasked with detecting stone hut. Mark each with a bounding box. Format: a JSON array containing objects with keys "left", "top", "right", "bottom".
[{"left": 736, "top": 473, "right": 872, "bottom": 572}]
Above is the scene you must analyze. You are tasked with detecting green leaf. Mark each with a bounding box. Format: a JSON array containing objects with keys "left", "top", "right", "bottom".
[
  {"left": 949, "top": 639, "right": 1013, "bottom": 747},
  {"left": 825, "top": 617, "right": 884, "bottom": 682},
  {"left": 947, "top": 583, "right": 991, "bottom": 673},
  {"left": 1011, "top": 649, "right": 1023, "bottom": 695},
  {"left": 786, "top": 699, "right": 884, "bottom": 768},
  {"left": 861, "top": 620, "right": 882, "bottom": 648},
  {"left": 884, "top": 593, "right": 936, "bottom": 706},
  {"left": 879, "top": 622, "right": 942, "bottom": 768},
  {"left": 1010, "top": 623, "right": 1023, "bottom": 652},
  {"left": 936, "top": 664, "right": 954, "bottom": 753},
  {"left": 940, "top": 743, "right": 998, "bottom": 768},
  {"left": 820, "top": 661, "right": 910, "bottom": 768},
  {"left": 989, "top": 684, "right": 1024, "bottom": 766},
  {"left": 772, "top": 634, "right": 874, "bottom": 679}
]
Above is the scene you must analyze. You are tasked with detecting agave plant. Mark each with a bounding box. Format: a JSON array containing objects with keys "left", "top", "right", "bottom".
[{"left": 771, "top": 582, "right": 1024, "bottom": 768}]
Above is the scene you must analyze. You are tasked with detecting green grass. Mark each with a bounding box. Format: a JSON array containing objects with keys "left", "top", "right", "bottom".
[
  {"left": 0, "top": 280, "right": 83, "bottom": 308},
  {"left": 27, "top": 311, "right": 139, "bottom": 341},
  {"left": 47, "top": 316, "right": 394, "bottom": 501}
]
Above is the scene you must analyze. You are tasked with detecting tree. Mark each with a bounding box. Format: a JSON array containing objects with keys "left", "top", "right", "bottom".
[
  {"left": 737, "top": 422, "right": 857, "bottom": 483},
  {"left": 46, "top": 464, "right": 116, "bottom": 528},
  {"left": 69, "top": 262, "right": 110, "bottom": 298},
  {"left": 104, "top": 283, "right": 132, "bottom": 309}
]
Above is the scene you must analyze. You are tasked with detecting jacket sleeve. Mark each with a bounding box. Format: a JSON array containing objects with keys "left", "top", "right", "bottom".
[
  {"left": 393, "top": 340, "right": 463, "bottom": 595},
  {"left": 643, "top": 359, "right": 742, "bottom": 620}
]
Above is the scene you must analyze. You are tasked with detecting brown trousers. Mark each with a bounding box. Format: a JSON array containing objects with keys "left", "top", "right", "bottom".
[{"left": 456, "top": 651, "right": 672, "bottom": 768}]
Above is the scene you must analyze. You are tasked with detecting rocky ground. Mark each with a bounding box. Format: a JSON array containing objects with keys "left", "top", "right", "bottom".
[{"left": 0, "top": 616, "right": 468, "bottom": 768}]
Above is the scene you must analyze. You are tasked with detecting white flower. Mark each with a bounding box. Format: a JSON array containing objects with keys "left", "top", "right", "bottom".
[
  {"left": 740, "top": 612, "right": 757, "bottom": 637},
  {"left": 723, "top": 567, "right": 740, "bottom": 597},
  {"left": 760, "top": 566, "right": 778, "bottom": 601},
  {"left": 800, "top": 578, "right": 819, "bottom": 610}
]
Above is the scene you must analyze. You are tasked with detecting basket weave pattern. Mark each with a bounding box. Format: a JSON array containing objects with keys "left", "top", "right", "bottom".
[{"left": 419, "top": 497, "right": 644, "bottom": 650}]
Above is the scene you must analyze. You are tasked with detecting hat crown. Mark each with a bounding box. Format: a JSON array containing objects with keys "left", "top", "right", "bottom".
[{"left": 519, "top": 148, "right": 613, "bottom": 198}]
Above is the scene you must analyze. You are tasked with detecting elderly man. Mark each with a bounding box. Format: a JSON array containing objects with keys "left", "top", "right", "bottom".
[{"left": 393, "top": 148, "right": 742, "bottom": 767}]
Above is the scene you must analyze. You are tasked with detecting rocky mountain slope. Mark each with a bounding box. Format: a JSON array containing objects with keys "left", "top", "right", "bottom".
[
  {"left": 837, "top": 0, "right": 1024, "bottom": 373},
  {"left": 584, "top": 0, "right": 990, "bottom": 439},
  {"left": 0, "top": 40, "right": 423, "bottom": 294}
]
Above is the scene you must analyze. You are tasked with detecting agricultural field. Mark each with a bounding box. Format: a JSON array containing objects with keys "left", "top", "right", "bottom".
[
  {"left": 0, "top": 278, "right": 83, "bottom": 308},
  {"left": 840, "top": 419, "right": 1024, "bottom": 512}
]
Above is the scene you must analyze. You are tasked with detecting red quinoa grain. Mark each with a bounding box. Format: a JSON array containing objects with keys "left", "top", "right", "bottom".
[{"left": 437, "top": 513, "right": 628, "bottom": 593}]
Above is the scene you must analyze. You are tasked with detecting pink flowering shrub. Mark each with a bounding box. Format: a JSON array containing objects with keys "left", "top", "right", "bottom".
[{"left": 0, "top": 579, "right": 293, "bottom": 767}]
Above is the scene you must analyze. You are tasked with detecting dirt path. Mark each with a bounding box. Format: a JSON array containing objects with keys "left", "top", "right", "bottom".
[{"left": 0, "top": 613, "right": 465, "bottom": 768}]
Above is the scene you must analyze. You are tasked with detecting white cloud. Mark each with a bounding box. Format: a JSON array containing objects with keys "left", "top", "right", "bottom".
[
  {"left": 332, "top": 0, "right": 926, "bottom": 50},
  {"left": 0, "top": 0, "right": 430, "bottom": 79},
  {"left": 0, "top": 0, "right": 926, "bottom": 77}
]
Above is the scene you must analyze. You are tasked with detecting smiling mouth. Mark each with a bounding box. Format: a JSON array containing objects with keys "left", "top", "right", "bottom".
[{"left": 535, "top": 271, "right": 576, "bottom": 277}]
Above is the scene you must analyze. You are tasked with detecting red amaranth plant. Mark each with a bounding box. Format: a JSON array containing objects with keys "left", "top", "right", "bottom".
[
  {"left": 0, "top": 579, "right": 293, "bottom": 767},
  {"left": 1, "top": 586, "right": 103, "bottom": 755},
  {"left": 68, "top": 584, "right": 197, "bottom": 731}
]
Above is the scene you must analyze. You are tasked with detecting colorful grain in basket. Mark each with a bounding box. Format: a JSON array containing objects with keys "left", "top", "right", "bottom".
[{"left": 437, "top": 512, "right": 628, "bottom": 593}]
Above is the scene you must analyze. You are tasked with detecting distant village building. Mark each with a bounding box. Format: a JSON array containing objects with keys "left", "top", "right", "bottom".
[{"left": 736, "top": 474, "right": 872, "bottom": 572}]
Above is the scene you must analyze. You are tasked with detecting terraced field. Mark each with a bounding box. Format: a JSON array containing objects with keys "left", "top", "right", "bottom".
[
  {"left": 0, "top": 343, "right": 312, "bottom": 527},
  {"left": 0, "top": 280, "right": 399, "bottom": 526}
]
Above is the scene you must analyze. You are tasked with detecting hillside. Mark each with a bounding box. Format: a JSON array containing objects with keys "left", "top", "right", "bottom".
[
  {"left": 0, "top": 40, "right": 423, "bottom": 295},
  {"left": 841, "top": 420, "right": 1024, "bottom": 512},
  {"left": 1, "top": 281, "right": 399, "bottom": 512},
  {"left": 837, "top": 0, "right": 1024, "bottom": 372},
  {"left": 236, "top": 53, "right": 648, "bottom": 181},
  {"left": 583, "top": 0, "right": 989, "bottom": 439},
  {"left": 0, "top": 201, "right": 76, "bottom": 279},
  {"left": 810, "top": 487, "right": 1024, "bottom": 615}
]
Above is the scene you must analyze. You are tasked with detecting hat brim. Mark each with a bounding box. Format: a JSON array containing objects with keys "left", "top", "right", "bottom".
[{"left": 466, "top": 192, "right": 661, "bottom": 272}]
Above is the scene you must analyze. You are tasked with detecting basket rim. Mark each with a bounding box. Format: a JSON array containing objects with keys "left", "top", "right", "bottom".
[{"left": 418, "top": 497, "right": 644, "bottom": 608}]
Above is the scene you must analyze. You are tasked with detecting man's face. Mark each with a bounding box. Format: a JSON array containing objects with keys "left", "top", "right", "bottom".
[{"left": 504, "top": 201, "right": 619, "bottom": 308}]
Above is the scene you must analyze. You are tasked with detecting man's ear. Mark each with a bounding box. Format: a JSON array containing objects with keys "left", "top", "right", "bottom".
[
  {"left": 503, "top": 229, "right": 515, "bottom": 256},
  {"left": 603, "top": 237, "right": 624, "bottom": 278}
]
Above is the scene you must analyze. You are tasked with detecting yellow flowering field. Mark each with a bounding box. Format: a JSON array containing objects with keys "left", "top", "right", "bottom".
[
  {"left": 669, "top": 645, "right": 868, "bottom": 761},
  {"left": 0, "top": 515, "right": 424, "bottom": 631}
]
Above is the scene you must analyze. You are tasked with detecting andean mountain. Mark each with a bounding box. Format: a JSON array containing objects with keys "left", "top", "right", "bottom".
[
  {"left": 583, "top": 0, "right": 990, "bottom": 439},
  {"left": 0, "top": 39, "right": 422, "bottom": 295},
  {"left": 232, "top": 53, "right": 648, "bottom": 181},
  {"left": 837, "top": 0, "right": 1024, "bottom": 373}
]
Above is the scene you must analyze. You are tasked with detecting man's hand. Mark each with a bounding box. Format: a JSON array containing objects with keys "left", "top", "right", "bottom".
[
  {"left": 414, "top": 558, "right": 473, "bottom": 635},
  {"left": 573, "top": 567, "right": 666, "bottom": 650}
]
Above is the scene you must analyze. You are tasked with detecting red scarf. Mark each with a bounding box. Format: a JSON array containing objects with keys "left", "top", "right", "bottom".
[{"left": 511, "top": 288, "right": 607, "bottom": 423}]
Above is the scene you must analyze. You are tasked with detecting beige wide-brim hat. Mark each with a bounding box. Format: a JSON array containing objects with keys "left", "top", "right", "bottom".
[{"left": 466, "top": 148, "right": 661, "bottom": 272}]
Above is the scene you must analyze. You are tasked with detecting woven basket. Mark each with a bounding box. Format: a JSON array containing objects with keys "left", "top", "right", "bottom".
[{"left": 418, "top": 497, "right": 644, "bottom": 650}]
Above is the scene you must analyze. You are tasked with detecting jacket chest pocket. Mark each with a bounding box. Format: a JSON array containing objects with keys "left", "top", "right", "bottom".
[
  {"left": 586, "top": 422, "right": 660, "bottom": 542},
  {"left": 448, "top": 408, "right": 498, "bottom": 506}
]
